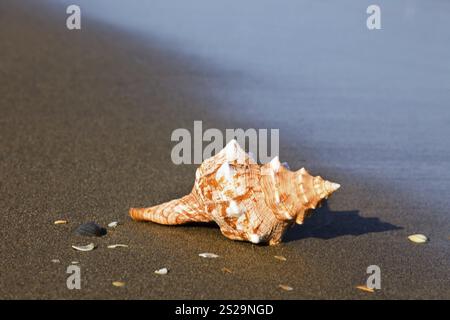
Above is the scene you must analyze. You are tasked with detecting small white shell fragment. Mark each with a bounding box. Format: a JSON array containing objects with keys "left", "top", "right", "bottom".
[
  {"left": 278, "top": 284, "right": 293, "bottom": 291},
  {"left": 274, "top": 255, "right": 287, "bottom": 261},
  {"left": 112, "top": 281, "right": 125, "bottom": 287},
  {"left": 71, "top": 243, "right": 96, "bottom": 252},
  {"left": 54, "top": 220, "right": 67, "bottom": 225},
  {"left": 199, "top": 253, "right": 219, "bottom": 258},
  {"left": 408, "top": 234, "right": 428, "bottom": 243},
  {"left": 108, "top": 221, "right": 118, "bottom": 228},
  {"left": 107, "top": 244, "right": 129, "bottom": 249},
  {"left": 71, "top": 261, "right": 79, "bottom": 265},
  {"left": 51, "top": 259, "right": 60, "bottom": 263},
  {"left": 154, "top": 267, "right": 169, "bottom": 275}
]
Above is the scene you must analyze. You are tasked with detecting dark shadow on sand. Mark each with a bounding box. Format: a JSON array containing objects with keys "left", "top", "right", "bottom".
[
  {"left": 284, "top": 202, "right": 402, "bottom": 242},
  {"left": 167, "top": 202, "right": 402, "bottom": 243},
  {"left": 176, "top": 221, "right": 220, "bottom": 229}
]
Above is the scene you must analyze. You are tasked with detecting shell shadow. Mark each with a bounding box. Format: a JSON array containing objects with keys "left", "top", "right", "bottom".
[
  {"left": 177, "top": 221, "right": 220, "bottom": 229},
  {"left": 284, "top": 202, "right": 402, "bottom": 242}
]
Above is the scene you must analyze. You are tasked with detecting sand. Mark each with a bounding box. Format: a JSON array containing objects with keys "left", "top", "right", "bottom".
[{"left": 0, "top": 0, "right": 449, "bottom": 299}]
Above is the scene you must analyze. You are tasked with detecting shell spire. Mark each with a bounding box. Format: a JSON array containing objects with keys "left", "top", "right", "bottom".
[
  {"left": 130, "top": 140, "right": 340, "bottom": 245},
  {"left": 293, "top": 168, "right": 340, "bottom": 224}
]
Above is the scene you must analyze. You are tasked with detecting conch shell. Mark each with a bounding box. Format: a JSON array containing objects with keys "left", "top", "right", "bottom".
[{"left": 130, "top": 140, "right": 340, "bottom": 245}]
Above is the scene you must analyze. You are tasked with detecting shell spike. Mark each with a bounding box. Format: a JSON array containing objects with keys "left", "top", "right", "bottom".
[
  {"left": 269, "top": 156, "right": 281, "bottom": 171},
  {"left": 329, "top": 181, "right": 341, "bottom": 192},
  {"left": 224, "top": 139, "right": 247, "bottom": 163},
  {"left": 324, "top": 180, "right": 341, "bottom": 196}
]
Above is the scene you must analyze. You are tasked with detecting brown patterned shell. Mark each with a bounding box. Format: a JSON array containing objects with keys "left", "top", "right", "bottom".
[{"left": 129, "top": 140, "right": 340, "bottom": 245}]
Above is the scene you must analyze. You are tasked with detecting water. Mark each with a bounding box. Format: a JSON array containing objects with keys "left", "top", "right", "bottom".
[{"left": 54, "top": 0, "right": 450, "bottom": 207}]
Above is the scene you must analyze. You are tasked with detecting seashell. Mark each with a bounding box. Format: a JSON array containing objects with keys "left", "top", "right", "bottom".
[
  {"left": 356, "top": 285, "right": 375, "bottom": 293},
  {"left": 107, "top": 244, "right": 129, "bottom": 249},
  {"left": 71, "top": 243, "right": 96, "bottom": 252},
  {"left": 108, "top": 221, "right": 119, "bottom": 228},
  {"left": 130, "top": 140, "right": 340, "bottom": 245},
  {"left": 199, "top": 253, "right": 219, "bottom": 258},
  {"left": 278, "top": 284, "right": 293, "bottom": 291},
  {"left": 408, "top": 234, "right": 428, "bottom": 243},
  {"left": 274, "top": 255, "right": 287, "bottom": 261},
  {"left": 112, "top": 281, "right": 125, "bottom": 287},
  {"left": 75, "top": 222, "right": 107, "bottom": 237},
  {"left": 154, "top": 267, "right": 169, "bottom": 275}
]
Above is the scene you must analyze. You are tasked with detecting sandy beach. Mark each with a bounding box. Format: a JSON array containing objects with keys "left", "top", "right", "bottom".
[{"left": 0, "top": 0, "right": 449, "bottom": 299}]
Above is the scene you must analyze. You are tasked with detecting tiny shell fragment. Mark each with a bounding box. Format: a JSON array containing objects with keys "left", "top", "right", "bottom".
[
  {"left": 154, "top": 268, "right": 169, "bottom": 275},
  {"left": 108, "top": 221, "right": 118, "bottom": 228},
  {"left": 278, "top": 284, "right": 293, "bottom": 291},
  {"left": 408, "top": 234, "right": 428, "bottom": 243},
  {"left": 107, "top": 244, "right": 129, "bottom": 249},
  {"left": 199, "top": 253, "right": 219, "bottom": 258},
  {"left": 112, "top": 281, "right": 125, "bottom": 287},
  {"left": 54, "top": 220, "right": 67, "bottom": 225},
  {"left": 274, "top": 255, "right": 287, "bottom": 261},
  {"left": 356, "top": 285, "right": 375, "bottom": 293},
  {"left": 221, "top": 267, "right": 233, "bottom": 273},
  {"left": 51, "top": 259, "right": 60, "bottom": 263},
  {"left": 71, "top": 243, "right": 96, "bottom": 252},
  {"left": 71, "top": 261, "right": 79, "bottom": 265}
]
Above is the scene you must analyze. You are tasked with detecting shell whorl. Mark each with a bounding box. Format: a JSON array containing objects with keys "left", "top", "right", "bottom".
[{"left": 260, "top": 157, "right": 340, "bottom": 224}]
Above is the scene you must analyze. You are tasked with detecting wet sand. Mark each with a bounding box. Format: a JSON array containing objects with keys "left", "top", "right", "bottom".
[{"left": 0, "top": 1, "right": 449, "bottom": 299}]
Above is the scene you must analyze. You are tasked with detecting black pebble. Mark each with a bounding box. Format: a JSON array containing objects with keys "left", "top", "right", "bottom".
[{"left": 75, "top": 222, "right": 107, "bottom": 237}]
